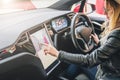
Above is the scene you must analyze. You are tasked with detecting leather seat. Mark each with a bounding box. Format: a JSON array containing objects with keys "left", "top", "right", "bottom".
[{"left": 0, "top": 52, "right": 47, "bottom": 80}]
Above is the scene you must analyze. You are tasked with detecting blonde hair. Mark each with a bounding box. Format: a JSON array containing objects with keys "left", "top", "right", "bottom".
[{"left": 103, "top": 0, "right": 120, "bottom": 35}]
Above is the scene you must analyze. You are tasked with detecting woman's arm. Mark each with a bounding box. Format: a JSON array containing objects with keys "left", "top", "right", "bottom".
[
  {"left": 58, "top": 30, "right": 120, "bottom": 67},
  {"left": 43, "top": 30, "right": 120, "bottom": 67}
]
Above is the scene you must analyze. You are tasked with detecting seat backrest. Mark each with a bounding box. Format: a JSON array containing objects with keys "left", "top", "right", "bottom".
[{"left": 0, "top": 52, "right": 47, "bottom": 80}]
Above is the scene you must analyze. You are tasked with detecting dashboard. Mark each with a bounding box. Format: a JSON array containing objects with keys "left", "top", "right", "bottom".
[{"left": 0, "top": 10, "right": 73, "bottom": 75}]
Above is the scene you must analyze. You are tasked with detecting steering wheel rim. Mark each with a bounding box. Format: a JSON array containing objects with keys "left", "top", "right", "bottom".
[{"left": 70, "top": 13, "right": 95, "bottom": 53}]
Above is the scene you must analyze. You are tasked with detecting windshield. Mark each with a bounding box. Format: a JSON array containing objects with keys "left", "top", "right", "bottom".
[{"left": 0, "top": 0, "right": 60, "bottom": 14}]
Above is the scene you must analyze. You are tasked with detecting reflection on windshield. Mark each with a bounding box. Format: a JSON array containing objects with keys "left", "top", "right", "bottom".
[{"left": 0, "top": 0, "right": 59, "bottom": 14}]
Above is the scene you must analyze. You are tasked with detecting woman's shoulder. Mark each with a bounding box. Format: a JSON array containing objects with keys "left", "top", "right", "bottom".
[{"left": 108, "top": 29, "right": 120, "bottom": 39}]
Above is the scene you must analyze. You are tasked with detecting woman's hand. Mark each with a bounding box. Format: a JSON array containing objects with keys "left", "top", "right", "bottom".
[
  {"left": 42, "top": 43, "right": 59, "bottom": 58},
  {"left": 91, "top": 33, "right": 100, "bottom": 45}
]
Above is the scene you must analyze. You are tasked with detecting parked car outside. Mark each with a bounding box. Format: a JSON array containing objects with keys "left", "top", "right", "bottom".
[{"left": 71, "top": 0, "right": 104, "bottom": 15}]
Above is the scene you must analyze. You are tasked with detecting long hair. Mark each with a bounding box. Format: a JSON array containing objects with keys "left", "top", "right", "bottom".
[{"left": 103, "top": 0, "right": 120, "bottom": 35}]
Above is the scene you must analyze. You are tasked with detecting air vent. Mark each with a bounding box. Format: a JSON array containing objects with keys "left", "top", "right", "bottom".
[
  {"left": 17, "top": 33, "right": 28, "bottom": 46},
  {"left": 45, "top": 23, "right": 52, "bottom": 30},
  {"left": 67, "top": 13, "right": 75, "bottom": 20}
]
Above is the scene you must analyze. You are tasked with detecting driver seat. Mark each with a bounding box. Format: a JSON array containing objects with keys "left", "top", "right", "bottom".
[{"left": 0, "top": 52, "right": 47, "bottom": 80}]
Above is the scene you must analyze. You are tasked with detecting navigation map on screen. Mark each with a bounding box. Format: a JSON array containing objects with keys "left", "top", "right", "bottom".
[{"left": 30, "top": 28, "right": 57, "bottom": 69}]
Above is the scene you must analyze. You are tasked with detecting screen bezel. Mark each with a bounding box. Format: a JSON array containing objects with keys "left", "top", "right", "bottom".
[
  {"left": 51, "top": 16, "right": 69, "bottom": 32},
  {"left": 29, "top": 24, "right": 59, "bottom": 74}
]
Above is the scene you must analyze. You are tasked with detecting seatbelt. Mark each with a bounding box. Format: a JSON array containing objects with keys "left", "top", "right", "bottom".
[{"left": 79, "top": 0, "right": 86, "bottom": 12}]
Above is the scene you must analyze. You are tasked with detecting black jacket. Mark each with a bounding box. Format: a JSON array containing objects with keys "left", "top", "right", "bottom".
[{"left": 58, "top": 30, "right": 120, "bottom": 79}]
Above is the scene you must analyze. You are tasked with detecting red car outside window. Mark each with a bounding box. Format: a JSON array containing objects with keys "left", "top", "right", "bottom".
[
  {"left": 95, "top": 0, "right": 104, "bottom": 14},
  {"left": 72, "top": 0, "right": 105, "bottom": 15}
]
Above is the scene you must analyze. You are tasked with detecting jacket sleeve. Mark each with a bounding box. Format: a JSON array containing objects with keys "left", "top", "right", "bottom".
[{"left": 58, "top": 30, "right": 120, "bottom": 67}]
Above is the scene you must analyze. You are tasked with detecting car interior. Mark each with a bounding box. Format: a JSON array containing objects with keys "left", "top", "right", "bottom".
[{"left": 0, "top": 0, "right": 106, "bottom": 80}]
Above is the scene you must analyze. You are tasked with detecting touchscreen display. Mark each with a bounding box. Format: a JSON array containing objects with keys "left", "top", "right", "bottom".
[
  {"left": 30, "top": 28, "right": 57, "bottom": 69},
  {"left": 51, "top": 17, "right": 68, "bottom": 31}
]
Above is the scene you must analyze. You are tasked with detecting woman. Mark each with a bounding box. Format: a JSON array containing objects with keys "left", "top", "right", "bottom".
[{"left": 43, "top": 0, "right": 120, "bottom": 80}]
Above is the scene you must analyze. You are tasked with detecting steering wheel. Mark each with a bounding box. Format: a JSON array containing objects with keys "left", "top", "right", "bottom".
[{"left": 70, "top": 13, "right": 95, "bottom": 53}]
